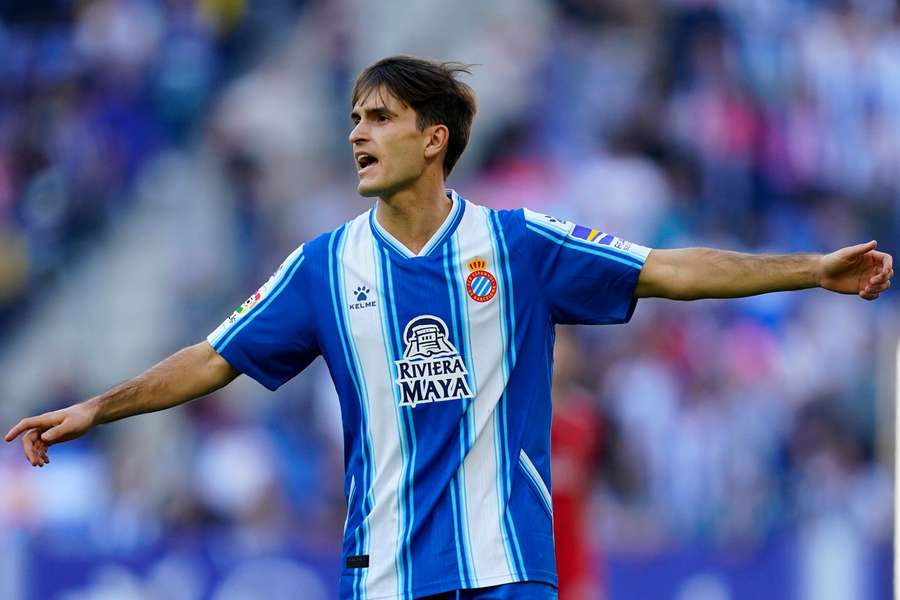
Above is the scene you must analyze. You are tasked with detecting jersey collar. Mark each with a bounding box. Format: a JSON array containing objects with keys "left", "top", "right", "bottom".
[{"left": 369, "top": 189, "right": 466, "bottom": 259}]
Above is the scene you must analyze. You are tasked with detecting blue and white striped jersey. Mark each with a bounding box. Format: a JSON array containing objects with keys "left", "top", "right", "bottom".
[{"left": 207, "top": 190, "right": 651, "bottom": 600}]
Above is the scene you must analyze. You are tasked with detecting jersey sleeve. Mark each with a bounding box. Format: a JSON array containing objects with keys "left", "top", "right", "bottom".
[
  {"left": 206, "top": 244, "right": 319, "bottom": 390},
  {"left": 522, "top": 208, "right": 652, "bottom": 325}
]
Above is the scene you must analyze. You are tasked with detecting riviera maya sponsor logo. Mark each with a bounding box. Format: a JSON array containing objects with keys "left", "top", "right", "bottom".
[
  {"left": 395, "top": 315, "right": 473, "bottom": 408},
  {"left": 465, "top": 258, "right": 497, "bottom": 303},
  {"left": 349, "top": 285, "right": 376, "bottom": 310}
]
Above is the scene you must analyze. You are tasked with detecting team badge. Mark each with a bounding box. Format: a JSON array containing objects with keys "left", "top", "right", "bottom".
[
  {"left": 394, "top": 315, "right": 473, "bottom": 407},
  {"left": 465, "top": 258, "right": 497, "bottom": 303}
]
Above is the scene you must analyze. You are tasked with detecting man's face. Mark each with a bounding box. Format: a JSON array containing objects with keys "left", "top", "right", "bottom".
[{"left": 349, "top": 87, "right": 431, "bottom": 197}]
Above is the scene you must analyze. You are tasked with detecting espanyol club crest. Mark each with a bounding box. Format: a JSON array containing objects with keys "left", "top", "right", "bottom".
[
  {"left": 394, "top": 315, "right": 473, "bottom": 408},
  {"left": 465, "top": 258, "right": 497, "bottom": 303}
]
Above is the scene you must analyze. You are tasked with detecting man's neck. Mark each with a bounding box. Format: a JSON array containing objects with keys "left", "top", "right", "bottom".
[{"left": 375, "top": 178, "right": 452, "bottom": 256}]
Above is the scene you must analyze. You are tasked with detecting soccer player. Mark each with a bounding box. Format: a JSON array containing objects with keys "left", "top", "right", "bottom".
[{"left": 5, "top": 56, "right": 893, "bottom": 600}]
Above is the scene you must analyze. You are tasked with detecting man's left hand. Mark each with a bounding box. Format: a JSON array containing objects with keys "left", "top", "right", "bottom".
[{"left": 820, "top": 241, "right": 893, "bottom": 300}]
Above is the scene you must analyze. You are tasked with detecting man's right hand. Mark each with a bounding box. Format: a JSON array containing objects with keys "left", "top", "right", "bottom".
[
  {"left": 5, "top": 401, "right": 99, "bottom": 467},
  {"left": 5, "top": 342, "right": 239, "bottom": 468}
]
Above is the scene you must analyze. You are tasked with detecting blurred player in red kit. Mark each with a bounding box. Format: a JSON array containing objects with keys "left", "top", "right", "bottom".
[{"left": 551, "top": 326, "right": 606, "bottom": 600}]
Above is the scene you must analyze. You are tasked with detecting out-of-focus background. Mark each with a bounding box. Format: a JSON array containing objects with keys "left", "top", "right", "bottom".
[{"left": 0, "top": 1, "right": 897, "bottom": 598}]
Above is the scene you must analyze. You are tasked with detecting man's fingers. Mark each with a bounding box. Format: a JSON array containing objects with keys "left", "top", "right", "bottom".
[
  {"left": 5, "top": 419, "right": 32, "bottom": 442},
  {"left": 5, "top": 415, "right": 50, "bottom": 443},
  {"left": 849, "top": 240, "right": 877, "bottom": 257},
  {"left": 24, "top": 430, "right": 51, "bottom": 467},
  {"left": 22, "top": 430, "right": 42, "bottom": 466},
  {"left": 41, "top": 423, "right": 70, "bottom": 444},
  {"left": 868, "top": 269, "right": 894, "bottom": 293},
  {"left": 6, "top": 412, "right": 65, "bottom": 466},
  {"left": 869, "top": 270, "right": 891, "bottom": 285}
]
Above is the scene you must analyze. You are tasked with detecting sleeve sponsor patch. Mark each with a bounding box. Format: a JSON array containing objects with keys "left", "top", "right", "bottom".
[
  {"left": 571, "top": 225, "right": 611, "bottom": 243},
  {"left": 208, "top": 245, "right": 304, "bottom": 345},
  {"left": 571, "top": 226, "right": 640, "bottom": 253},
  {"left": 524, "top": 208, "right": 651, "bottom": 262}
]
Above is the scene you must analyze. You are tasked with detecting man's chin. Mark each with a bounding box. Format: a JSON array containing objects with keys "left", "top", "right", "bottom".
[{"left": 356, "top": 179, "right": 382, "bottom": 198}]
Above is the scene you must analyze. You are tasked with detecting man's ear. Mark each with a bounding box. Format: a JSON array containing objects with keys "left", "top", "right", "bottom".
[{"left": 424, "top": 124, "right": 449, "bottom": 161}]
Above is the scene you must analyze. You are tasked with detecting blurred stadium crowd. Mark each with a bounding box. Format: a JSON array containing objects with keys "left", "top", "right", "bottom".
[{"left": 1, "top": 0, "right": 898, "bottom": 599}]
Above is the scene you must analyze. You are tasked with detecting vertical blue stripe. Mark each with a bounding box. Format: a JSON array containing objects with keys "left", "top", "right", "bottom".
[
  {"left": 492, "top": 210, "right": 528, "bottom": 579},
  {"left": 443, "top": 243, "right": 476, "bottom": 588},
  {"left": 442, "top": 243, "right": 468, "bottom": 589},
  {"left": 452, "top": 235, "right": 479, "bottom": 585},
  {"left": 328, "top": 228, "right": 372, "bottom": 600},
  {"left": 483, "top": 212, "right": 519, "bottom": 579},
  {"left": 336, "top": 230, "right": 377, "bottom": 598},
  {"left": 486, "top": 209, "right": 528, "bottom": 580},
  {"left": 372, "top": 238, "right": 409, "bottom": 598},
  {"left": 381, "top": 248, "right": 416, "bottom": 599},
  {"left": 449, "top": 483, "right": 467, "bottom": 588},
  {"left": 452, "top": 234, "right": 478, "bottom": 458},
  {"left": 451, "top": 234, "right": 480, "bottom": 585}
]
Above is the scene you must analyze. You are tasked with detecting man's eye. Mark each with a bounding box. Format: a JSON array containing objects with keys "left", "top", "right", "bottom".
[{"left": 377, "top": 114, "right": 389, "bottom": 122}]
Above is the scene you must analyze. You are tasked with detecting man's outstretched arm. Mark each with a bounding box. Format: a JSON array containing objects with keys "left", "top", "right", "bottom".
[
  {"left": 4, "top": 341, "right": 239, "bottom": 467},
  {"left": 635, "top": 240, "right": 893, "bottom": 301}
]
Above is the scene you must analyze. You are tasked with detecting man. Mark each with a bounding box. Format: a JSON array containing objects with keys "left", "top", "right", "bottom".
[{"left": 5, "top": 56, "right": 893, "bottom": 600}]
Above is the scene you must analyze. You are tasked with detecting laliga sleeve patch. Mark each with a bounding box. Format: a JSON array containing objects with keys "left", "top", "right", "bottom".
[
  {"left": 208, "top": 245, "right": 304, "bottom": 345},
  {"left": 570, "top": 224, "right": 651, "bottom": 261}
]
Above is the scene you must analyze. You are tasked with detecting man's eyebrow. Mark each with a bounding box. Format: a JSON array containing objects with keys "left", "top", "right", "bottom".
[{"left": 350, "top": 106, "right": 399, "bottom": 119}]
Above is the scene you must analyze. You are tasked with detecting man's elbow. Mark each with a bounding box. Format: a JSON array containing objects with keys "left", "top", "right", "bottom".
[{"left": 190, "top": 341, "right": 240, "bottom": 389}]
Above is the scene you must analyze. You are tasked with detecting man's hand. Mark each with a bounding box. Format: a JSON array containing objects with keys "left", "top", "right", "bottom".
[
  {"left": 4, "top": 402, "right": 98, "bottom": 467},
  {"left": 4, "top": 341, "right": 239, "bottom": 468},
  {"left": 819, "top": 241, "right": 894, "bottom": 301}
]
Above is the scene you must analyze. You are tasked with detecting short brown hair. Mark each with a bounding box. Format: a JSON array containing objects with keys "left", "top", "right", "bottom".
[{"left": 352, "top": 56, "right": 477, "bottom": 178}]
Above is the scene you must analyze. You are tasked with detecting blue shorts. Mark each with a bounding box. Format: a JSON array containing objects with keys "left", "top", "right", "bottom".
[{"left": 418, "top": 581, "right": 558, "bottom": 600}]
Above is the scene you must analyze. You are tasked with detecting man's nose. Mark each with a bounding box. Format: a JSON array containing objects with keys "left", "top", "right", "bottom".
[{"left": 349, "top": 121, "right": 368, "bottom": 145}]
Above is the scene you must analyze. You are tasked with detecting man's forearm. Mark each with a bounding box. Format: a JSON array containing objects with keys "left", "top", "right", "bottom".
[
  {"left": 637, "top": 248, "right": 821, "bottom": 300},
  {"left": 85, "top": 342, "right": 239, "bottom": 425}
]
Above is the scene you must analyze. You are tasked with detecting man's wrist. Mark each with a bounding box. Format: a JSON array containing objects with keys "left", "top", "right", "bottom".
[
  {"left": 80, "top": 397, "right": 103, "bottom": 427},
  {"left": 812, "top": 253, "right": 826, "bottom": 288}
]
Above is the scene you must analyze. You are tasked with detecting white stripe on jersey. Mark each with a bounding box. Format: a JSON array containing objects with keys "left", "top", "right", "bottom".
[
  {"left": 452, "top": 201, "right": 517, "bottom": 585},
  {"left": 518, "top": 450, "right": 552, "bottom": 517},
  {"left": 342, "top": 214, "right": 401, "bottom": 599}
]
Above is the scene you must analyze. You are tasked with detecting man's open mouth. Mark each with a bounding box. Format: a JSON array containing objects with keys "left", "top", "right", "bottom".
[{"left": 356, "top": 153, "right": 379, "bottom": 172}]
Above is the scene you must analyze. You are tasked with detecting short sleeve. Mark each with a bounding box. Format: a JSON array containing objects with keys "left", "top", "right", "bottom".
[
  {"left": 522, "top": 209, "right": 652, "bottom": 325},
  {"left": 207, "top": 245, "right": 319, "bottom": 390}
]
